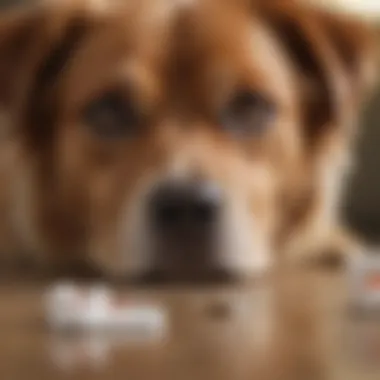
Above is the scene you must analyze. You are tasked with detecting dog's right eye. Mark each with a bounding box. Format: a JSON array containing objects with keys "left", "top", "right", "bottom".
[
  {"left": 83, "top": 91, "right": 140, "bottom": 139},
  {"left": 221, "top": 90, "right": 276, "bottom": 137}
]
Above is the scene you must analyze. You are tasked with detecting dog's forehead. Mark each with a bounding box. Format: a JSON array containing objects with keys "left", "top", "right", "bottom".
[
  {"left": 61, "top": 0, "right": 293, "bottom": 110},
  {"left": 100, "top": 0, "right": 252, "bottom": 63}
]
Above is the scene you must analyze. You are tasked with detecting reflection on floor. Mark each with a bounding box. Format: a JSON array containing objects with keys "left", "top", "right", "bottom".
[{"left": 0, "top": 268, "right": 379, "bottom": 380}]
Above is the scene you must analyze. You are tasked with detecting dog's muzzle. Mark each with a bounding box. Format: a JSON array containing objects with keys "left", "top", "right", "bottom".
[{"left": 144, "top": 180, "right": 231, "bottom": 283}]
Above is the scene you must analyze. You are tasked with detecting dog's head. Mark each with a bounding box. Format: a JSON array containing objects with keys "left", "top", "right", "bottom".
[{"left": 0, "top": 0, "right": 376, "bottom": 280}]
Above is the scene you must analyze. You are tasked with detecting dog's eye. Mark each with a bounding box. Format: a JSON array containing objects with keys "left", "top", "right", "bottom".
[
  {"left": 221, "top": 91, "right": 276, "bottom": 136},
  {"left": 83, "top": 91, "right": 140, "bottom": 138}
]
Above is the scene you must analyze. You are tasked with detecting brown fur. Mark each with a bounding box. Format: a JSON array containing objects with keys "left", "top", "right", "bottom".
[{"left": 0, "top": 0, "right": 376, "bottom": 277}]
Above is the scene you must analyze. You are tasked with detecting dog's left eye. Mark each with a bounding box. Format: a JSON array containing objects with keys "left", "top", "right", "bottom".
[
  {"left": 221, "top": 91, "right": 276, "bottom": 136},
  {"left": 83, "top": 91, "right": 140, "bottom": 138}
]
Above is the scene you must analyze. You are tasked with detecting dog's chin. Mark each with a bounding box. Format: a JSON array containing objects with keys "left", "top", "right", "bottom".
[
  {"left": 86, "top": 248, "right": 271, "bottom": 287},
  {"left": 137, "top": 266, "right": 239, "bottom": 286},
  {"left": 136, "top": 262, "right": 270, "bottom": 286}
]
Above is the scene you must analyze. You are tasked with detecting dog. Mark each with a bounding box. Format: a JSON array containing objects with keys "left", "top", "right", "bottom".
[{"left": 0, "top": 0, "right": 376, "bottom": 282}]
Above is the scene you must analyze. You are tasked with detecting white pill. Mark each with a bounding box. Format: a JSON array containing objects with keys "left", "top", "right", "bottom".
[{"left": 45, "top": 283, "right": 167, "bottom": 338}]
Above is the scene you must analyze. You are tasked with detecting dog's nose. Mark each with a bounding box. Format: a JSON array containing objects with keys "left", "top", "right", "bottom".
[
  {"left": 150, "top": 181, "right": 222, "bottom": 234},
  {"left": 147, "top": 181, "right": 228, "bottom": 283}
]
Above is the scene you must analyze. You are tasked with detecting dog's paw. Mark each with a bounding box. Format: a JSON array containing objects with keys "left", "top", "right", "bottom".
[{"left": 284, "top": 226, "right": 364, "bottom": 269}]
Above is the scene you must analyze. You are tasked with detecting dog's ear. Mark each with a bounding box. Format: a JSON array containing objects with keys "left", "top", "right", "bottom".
[
  {"left": 0, "top": 6, "right": 45, "bottom": 108},
  {"left": 0, "top": 2, "right": 102, "bottom": 145},
  {"left": 316, "top": 9, "right": 377, "bottom": 98},
  {"left": 256, "top": 0, "right": 378, "bottom": 145},
  {"left": 0, "top": 2, "right": 102, "bottom": 113}
]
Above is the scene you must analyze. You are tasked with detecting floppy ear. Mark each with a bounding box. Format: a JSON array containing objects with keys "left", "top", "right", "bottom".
[
  {"left": 314, "top": 7, "right": 378, "bottom": 106},
  {"left": 0, "top": 5, "right": 45, "bottom": 108},
  {"left": 256, "top": 0, "right": 378, "bottom": 145},
  {"left": 0, "top": 2, "right": 97, "bottom": 143}
]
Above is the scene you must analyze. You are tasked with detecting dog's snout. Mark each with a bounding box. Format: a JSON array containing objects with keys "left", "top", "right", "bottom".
[
  {"left": 145, "top": 181, "right": 227, "bottom": 282},
  {"left": 150, "top": 182, "right": 222, "bottom": 233}
]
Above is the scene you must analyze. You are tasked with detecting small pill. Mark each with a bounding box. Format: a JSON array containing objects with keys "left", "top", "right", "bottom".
[{"left": 45, "top": 282, "right": 167, "bottom": 337}]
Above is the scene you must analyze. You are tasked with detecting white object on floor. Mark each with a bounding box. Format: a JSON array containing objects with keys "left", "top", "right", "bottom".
[
  {"left": 45, "top": 282, "right": 167, "bottom": 337},
  {"left": 348, "top": 251, "right": 380, "bottom": 312}
]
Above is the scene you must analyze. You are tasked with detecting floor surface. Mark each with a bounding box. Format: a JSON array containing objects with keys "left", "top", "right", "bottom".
[{"left": 0, "top": 269, "right": 379, "bottom": 380}]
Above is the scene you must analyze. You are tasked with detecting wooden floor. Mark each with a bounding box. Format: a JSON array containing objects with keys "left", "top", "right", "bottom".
[{"left": 0, "top": 269, "right": 379, "bottom": 380}]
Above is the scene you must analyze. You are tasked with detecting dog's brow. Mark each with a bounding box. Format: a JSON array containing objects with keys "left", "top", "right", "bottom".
[
  {"left": 25, "top": 16, "right": 90, "bottom": 149},
  {"left": 35, "top": 17, "right": 89, "bottom": 89}
]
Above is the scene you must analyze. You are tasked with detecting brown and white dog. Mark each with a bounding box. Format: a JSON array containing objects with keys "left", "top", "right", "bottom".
[{"left": 0, "top": 0, "right": 376, "bottom": 281}]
